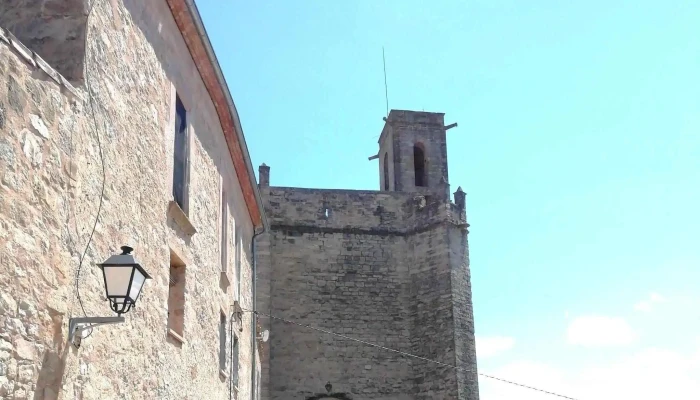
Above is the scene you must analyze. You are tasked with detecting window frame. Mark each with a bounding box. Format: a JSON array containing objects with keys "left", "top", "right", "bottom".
[
  {"left": 219, "top": 312, "right": 227, "bottom": 371},
  {"left": 234, "top": 224, "right": 242, "bottom": 302},
  {"left": 172, "top": 93, "right": 190, "bottom": 214},
  {"left": 220, "top": 182, "right": 229, "bottom": 274}
]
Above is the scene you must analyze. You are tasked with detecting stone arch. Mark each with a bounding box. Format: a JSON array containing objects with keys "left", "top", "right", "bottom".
[
  {"left": 0, "top": 0, "right": 89, "bottom": 82},
  {"left": 306, "top": 394, "right": 353, "bottom": 400},
  {"left": 413, "top": 142, "right": 427, "bottom": 187}
]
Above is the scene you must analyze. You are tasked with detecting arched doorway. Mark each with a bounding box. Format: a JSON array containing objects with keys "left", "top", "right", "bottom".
[{"left": 306, "top": 394, "right": 353, "bottom": 400}]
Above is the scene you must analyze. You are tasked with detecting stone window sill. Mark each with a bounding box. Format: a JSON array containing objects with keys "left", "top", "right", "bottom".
[
  {"left": 168, "top": 200, "right": 197, "bottom": 236},
  {"left": 167, "top": 328, "right": 186, "bottom": 344}
]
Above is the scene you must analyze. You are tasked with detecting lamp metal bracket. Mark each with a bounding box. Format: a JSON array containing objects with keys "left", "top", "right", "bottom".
[{"left": 69, "top": 316, "right": 125, "bottom": 347}]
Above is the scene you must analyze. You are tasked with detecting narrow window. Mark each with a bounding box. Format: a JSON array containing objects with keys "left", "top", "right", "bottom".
[
  {"left": 383, "top": 153, "right": 389, "bottom": 191},
  {"left": 168, "top": 251, "right": 187, "bottom": 343},
  {"left": 232, "top": 334, "right": 240, "bottom": 391},
  {"left": 414, "top": 144, "right": 426, "bottom": 187},
  {"left": 235, "top": 225, "right": 242, "bottom": 301},
  {"left": 173, "top": 94, "right": 189, "bottom": 213},
  {"left": 219, "top": 312, "right": 227, "bottom": 371},
  {"left": 255, "top": 369, "right": 261, "bottom": 400},
  {"left": 220, "top": 185, "right": 228, "bottom": 273}
]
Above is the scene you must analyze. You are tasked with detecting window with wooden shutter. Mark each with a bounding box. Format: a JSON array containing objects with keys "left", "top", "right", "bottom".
[
  {"left": 172, "top": 94, "right": 189, "bottom": 213},
  {"left": 219, "top": 312, "right": 227, "bottom": 371},
  {"left": 232, "top": 334, "right": 239, "bottom": 390},
  {"left": 235, "top": 224, "right": 241, "bottom": 301},
  {"left": 220, "top": 185, "right": 228, "bottom": 273}
]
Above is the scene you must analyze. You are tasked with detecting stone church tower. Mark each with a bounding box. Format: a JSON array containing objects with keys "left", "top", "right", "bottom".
[{"left": 256, "top": 110, "right": 479, "bottom": 400}]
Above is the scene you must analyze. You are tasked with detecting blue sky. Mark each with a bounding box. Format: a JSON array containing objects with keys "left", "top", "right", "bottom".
[{"left": 196, "top": 1, "right": 700, "bottom": 398}]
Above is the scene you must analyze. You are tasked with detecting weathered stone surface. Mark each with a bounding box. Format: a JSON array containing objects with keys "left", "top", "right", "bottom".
[
  {"left": 7, "top": 75, "right": 27, "bottom": 112},
  {"left": 29, "top": 113, "right": 50, "bottom": 139},
  {"left": 14, "top": 338, "right": 35, "bottom": 361},
  {"left": 0, "top": 293, "right": 16, "bottom": 315},
  {"left": 21, "top": 129, "right": 42, "bottom": 166}
]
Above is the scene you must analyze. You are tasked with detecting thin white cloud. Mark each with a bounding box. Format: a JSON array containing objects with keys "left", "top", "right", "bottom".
[
  {"left": 567, "top": 315, "right": 636, "bottom": 347},
  {"left": 649, "top": 292, "right": 666, "bottom": 302},
  {"left": 476, "top": 336, "right": 515, "bottom": 359},
  {"left": 634, "top": 292, "right": 667, "bottom": 313}
]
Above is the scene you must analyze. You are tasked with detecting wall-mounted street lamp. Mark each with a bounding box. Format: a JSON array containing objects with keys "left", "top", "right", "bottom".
[{"left": 69, "top": 246, "right": 151, "bottom": 347}]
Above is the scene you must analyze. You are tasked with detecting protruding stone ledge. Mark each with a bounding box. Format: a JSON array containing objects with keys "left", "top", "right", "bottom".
[
  {"left": 167, "top": 200, "right": 197, "bottom": 236},
  {"left": 0, "top": 26, "right": 83, "bottom": 101}
]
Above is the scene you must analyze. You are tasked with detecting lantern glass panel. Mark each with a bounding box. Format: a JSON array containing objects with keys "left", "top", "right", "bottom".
[
  {"left": 103, "top": 265, "right": 133, "bottom": 297},
  {"left": 128, "top": 268, "right": 147, "bottom": 301}
]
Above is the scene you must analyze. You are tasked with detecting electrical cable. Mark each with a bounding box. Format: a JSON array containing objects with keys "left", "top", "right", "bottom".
[
  {"left": 72, "top": 0, "right": 107, "bottom": 340},
  {"left": 246, "top": 309, "right": 581, "bottom": 400}
]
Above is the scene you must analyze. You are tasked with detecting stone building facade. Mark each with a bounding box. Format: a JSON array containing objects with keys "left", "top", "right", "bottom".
[
  {"left": 0, "top": 1, "right": 267, "bottom": 399},
  {"left": 256, "top": 110, "right": 480, "bottom": 399}
]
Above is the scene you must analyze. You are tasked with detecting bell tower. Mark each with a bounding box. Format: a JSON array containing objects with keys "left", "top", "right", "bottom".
[{"left": 376, "top": 110, "right": 457, "bottom": 195}]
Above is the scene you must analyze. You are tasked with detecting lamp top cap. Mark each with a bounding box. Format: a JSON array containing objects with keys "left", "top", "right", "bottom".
[{"left": 98, "top": 246, "right": 152, "bottom": 279}]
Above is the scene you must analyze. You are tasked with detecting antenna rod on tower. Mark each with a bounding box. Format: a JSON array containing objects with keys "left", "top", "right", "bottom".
[{"left": 383, "top": 46, "right": 389, "bottom": 117}]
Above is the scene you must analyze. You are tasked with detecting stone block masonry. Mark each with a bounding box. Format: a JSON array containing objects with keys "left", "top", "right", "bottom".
[{"left": 258, "top": 169, "right": 479, "bottom": 399}]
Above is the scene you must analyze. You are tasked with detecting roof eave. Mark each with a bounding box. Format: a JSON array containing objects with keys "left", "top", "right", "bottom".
[{"left": 168, "top": 0, "right": 267, "bottom": 230}]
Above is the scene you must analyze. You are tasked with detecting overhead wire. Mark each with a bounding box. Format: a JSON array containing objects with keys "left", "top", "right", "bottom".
[
  {"left": 246, "top": 309, "right": 581, "bottom": 400},
  {"left": 72, "top": 0, "right": 108, "bottom": 340}
]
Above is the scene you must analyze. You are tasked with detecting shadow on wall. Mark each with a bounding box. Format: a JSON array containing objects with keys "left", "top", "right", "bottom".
[
  {"left": 0, "top": 0, "right": 89, "bottom": 83},
  {"left": 33, "top": 308, "right": 70, "bottom": 400}
]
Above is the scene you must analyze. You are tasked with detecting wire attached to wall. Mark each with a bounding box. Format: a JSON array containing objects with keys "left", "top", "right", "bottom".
[
  {"left": 246, "top": 309, "right": 581, "bottom": 400},
  {"left": 72, "top": 0, "right": 108, "bottom": 340}
]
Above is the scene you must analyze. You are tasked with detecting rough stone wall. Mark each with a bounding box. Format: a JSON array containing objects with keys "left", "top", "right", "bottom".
[
  {"left": 0, "top": 1, "right": 257, "bottom": 399},
  {"left": 259, "top": 184, "right": 479, "bottom": 400},
  {"left": 261, "top": 188, "right": 415, "bottom": 400},
  {"left": 254, "top": 222, "right": 273, "bottom": 400},
  {"left": 448, "top": 217, "right": 480, "bottom": 399}
]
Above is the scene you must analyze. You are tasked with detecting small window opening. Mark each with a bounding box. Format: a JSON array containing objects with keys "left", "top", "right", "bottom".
[
  {"left": 231, "top": 334, "right": 240, "bottom": 389},
  {"left": 173, "top": 94, "right": 189, "bottom": 213},
  {"left": 414, "top": 144, "right": 427, "bottom": 187},
  {"left": 234, "top": 224, "right": 242, "bottom": 302},
  {"left": 219, "top": 312, "right": 227, "bottom": 371},
  {"left": 168, "top": 250, "right": 187, "bottom": 341},
  {"left": 323, "top": 207, "right": 331, "bottom": 219},
  {"left": 220, "top": 185, "right": 228, "bottom": 273},
  {"left": 383, "top": 153, "right": 390, "bottom": 191}
]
